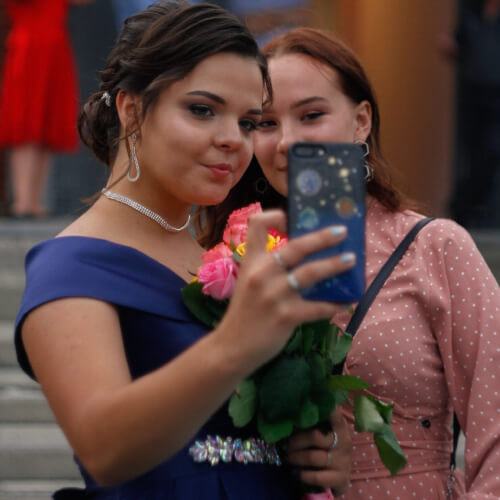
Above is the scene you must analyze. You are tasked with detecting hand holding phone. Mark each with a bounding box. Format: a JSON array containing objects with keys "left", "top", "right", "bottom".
[{"left": 287, "top": 142, "right": 366, "bottom": 303}]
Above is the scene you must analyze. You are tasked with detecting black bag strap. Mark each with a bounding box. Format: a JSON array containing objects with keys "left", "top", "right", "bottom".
[
  {"left": 332, "top": 217, "right": 460, "bottom": 468},
  {"left": 345, "top": 217, "right": 436, "bottom": 336}
]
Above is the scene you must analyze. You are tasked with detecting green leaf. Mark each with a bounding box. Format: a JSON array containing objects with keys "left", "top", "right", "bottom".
[
  {"left": 231, "top": 252, "right": 241, "bottom": 264},
  {"left": 181, "top": 282, "right": 221, "bottom": 327},
  {"left": 259, "top": 357, "right": 311, "bottom": 421},
  {"left": 353, "top": 394, "right": 385, "bottom": 433},
  {"left": 325, "top": 324, "right": 339, "bottom": 353},
  {"left": 307, "top": 319, "right": 331, "bottom": 346},
  {"left": 284, "top": 326, "right": 303, "bottom": 355},
  {"left": 228, "top": 380, "right": 257, "bottom": 427},
  {"left": 257, "top": 414, "right": 293, "bottom": 444},
  {"left": 307, "top": 352, "right": 327, "bottom": 385},
  {"left": 330, "top": 332, "right": 353, "bottom": 365},
  {"left": 374, "top": 423, "right": 407, "bottom": 476},
  {"left": 327, "top": 375, "right": 370, "bottom": 391},
  {"left": 310, "top": 387, "right": 336, "bottom": 421},
  {"left": 294, "top": 399, "right": 319, "bottom": 429},
  {"left": 202, "top": 295, "right": 228, "bottom": 322},
  {"left": 302, "top": 325, "right": 315, "bottom": 354},
  {"left": 332, "top": 389, "right": 349, "bottom": 406},
  {"left": 367, "top": 396, "right": 394, "bottom": 424}
]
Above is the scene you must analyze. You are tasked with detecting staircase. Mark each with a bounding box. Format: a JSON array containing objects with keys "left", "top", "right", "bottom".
[
  {"left": 0, "top": 218, "right": 83, "bottom": 500},
  {"left": 0, "top": 219, "right": 495, "bottom": 498}
]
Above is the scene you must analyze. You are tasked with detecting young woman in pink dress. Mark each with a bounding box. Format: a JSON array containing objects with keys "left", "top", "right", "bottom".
[{"left": 197, "top": 27, "right": 500, "bottom": 499}]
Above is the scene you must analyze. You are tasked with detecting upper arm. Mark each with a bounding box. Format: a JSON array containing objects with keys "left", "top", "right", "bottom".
[{"left": 22, "top": 297, "right": 132, "bottom": 440}]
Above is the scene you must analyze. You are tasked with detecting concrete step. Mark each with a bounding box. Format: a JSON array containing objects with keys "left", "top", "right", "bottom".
[
  {"left": 0, "top": 387, "right": 54, "bottom": 423},
  {"left": 0, "top": 480, "right": 84, "bottom": 500},
  {"left": 0, "top": 424, "right": 81, "bottom": 480},
  {"left": 0, "top": 368, "right": 39, "bottom": 390},
  {"left": 0, "top": 322, "right": 16, "bottom": 367},
  {"left": 0, "top": 217, "right": 72, "bottom": 322}
]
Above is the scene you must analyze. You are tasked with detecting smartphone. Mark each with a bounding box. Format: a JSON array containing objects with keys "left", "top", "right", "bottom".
[{"left": 287, "top": 141, "right": 366, "bottom": 303}]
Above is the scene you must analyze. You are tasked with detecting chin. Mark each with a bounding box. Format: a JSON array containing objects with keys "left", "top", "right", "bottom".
[{"left": 195, "top": 192, "right": 229, "bottom": 207}]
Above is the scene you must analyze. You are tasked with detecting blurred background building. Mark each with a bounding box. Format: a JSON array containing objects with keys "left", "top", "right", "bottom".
[{"left": 1, "top": 0, "right": 499, "bottom": 229}]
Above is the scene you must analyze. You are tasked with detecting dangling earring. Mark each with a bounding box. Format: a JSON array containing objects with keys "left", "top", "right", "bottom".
[
  {"left": 127, "top": 133, "right": 141, "bottom": 182},
  {"left": 355, "top": 139, "right": 374, "bottom": 182}
]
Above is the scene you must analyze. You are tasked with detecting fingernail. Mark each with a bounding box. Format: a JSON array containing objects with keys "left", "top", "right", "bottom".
[
  {"left": 341, "top": 252, "right": 356, "bottom": 263},
  {"left": 330, "top": 225, "right": 346, "bottom": 236}
]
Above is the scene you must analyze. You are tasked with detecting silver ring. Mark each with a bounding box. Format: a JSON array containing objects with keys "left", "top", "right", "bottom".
[
  {"left": 272, "top": 251, "right": 286, "bottom": 268},
  {"left": 327, "top": 450, "right": 333, "bottom": 466},
  {"left": 330, "top": 431, "right": 338, "bottom": 450},
  {"left": 287, "top": 272, "right": 300, "bottom": 291}
]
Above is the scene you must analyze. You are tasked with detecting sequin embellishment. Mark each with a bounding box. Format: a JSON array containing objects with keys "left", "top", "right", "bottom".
[{"left": 189, "top": 436, "right": 282, "bottom": 466}]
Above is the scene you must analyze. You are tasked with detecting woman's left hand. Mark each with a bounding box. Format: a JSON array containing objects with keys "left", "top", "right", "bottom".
[{"left": 287, "top": 408, "right": 352, "bottom": 496}]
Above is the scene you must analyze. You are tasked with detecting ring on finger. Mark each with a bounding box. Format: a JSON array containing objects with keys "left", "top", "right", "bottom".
[
  {"left": 287, "top": 272, "right": 300, "bottom": 292},
  {"left": 272, "top": 251, "right": 287, "bottom": 269},
  {"left": 330, "top": 431, "right": 338, "bottom": 450},
  {"left": 327, "top": 450, "right": 333, "bottom": 466}
]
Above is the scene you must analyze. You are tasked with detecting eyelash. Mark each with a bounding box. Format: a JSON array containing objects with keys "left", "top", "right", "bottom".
[
  {"left": 257, "top": 119, "right": 276, "bottom": 130},
  {"left": 189, "top": 104, "right": 257, "bottom": 132},
  {"left": 240, "top": 119, "right": 258, "bottom": 132},
  {"left": 302, "top": 111, "right": 325, "bottom": 121},
  {"left": 257, "top": 111, "right": 325, "bottom": 130},
  {"left": 189, "top": 104, "right": 214, "bottom": 117}
]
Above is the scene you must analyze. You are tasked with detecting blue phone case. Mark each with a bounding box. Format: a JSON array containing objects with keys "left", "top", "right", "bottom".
[{"left": 287, "top": 142, "right": 366, "bottom": 303}]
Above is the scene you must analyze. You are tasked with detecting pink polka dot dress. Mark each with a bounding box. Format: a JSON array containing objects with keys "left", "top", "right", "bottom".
[{"left": 332, "top": 200, "right": 500, "bottom": 499}]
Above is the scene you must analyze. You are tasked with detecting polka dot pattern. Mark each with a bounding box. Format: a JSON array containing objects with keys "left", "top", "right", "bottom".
[{"left": 332, "top": 201, "right": 500, "bottom": 499}]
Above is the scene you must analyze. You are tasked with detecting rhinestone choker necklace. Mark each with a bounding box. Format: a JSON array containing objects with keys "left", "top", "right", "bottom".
[{"left": 101, "top": 189, "right": 191, "bottom": 233}]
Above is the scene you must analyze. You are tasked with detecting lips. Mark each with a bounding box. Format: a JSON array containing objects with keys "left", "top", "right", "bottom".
[{"left": 205, "top": 163, "right": 233, "bottom": 178}]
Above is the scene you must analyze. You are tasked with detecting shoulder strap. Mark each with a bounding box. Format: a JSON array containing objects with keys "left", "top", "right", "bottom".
[
  {"left": 345, "top": 217, "right": 436, "bottom": 336},
  {"left": 335, "top": 216, "right": 461, "bottom": 469}
]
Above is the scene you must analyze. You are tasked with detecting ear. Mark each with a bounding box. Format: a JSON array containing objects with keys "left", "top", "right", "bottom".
[
  {"left": 116, "top": 90, "right": 141, "bottom": 136},
  {"left": 354, "top": 100, "right": 372, "bottom": 142}
]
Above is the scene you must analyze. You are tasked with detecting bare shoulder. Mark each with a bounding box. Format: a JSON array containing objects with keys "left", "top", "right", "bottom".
[{"left": 22, "top": 296, "right": 130, "bottom": 406}]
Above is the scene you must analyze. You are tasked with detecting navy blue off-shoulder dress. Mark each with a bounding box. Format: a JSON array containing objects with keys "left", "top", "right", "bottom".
[{"left": 14, "top": 237, "right": 296, "bottom": 500}]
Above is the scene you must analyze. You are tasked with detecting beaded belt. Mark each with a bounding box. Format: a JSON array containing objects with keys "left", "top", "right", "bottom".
[{"left": 189, "top": 435, "right": 282, "bottom": 466}]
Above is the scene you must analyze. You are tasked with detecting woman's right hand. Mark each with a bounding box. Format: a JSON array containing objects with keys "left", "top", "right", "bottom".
[{"left": 215, "top": 209, "right": 355, "bottom": 374}]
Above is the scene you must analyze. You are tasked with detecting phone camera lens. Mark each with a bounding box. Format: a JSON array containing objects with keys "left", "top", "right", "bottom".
[{"left": 294, "top": 145, "right": 316, "bottom": 157}]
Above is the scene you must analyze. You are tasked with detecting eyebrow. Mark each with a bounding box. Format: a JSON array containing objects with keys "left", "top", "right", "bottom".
[
  {"left": 186, "top": 90, "right": 262, "bottom": 116},
  {"left": 262, "top": 96, "right": 328, "bottom": 112},
  {"left": 291, "top": 96, "right": 328, "bottom": 109}
]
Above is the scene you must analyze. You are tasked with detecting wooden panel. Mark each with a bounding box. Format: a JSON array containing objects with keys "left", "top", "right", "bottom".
[{"left": 312, "top": 0, "right": 457, "bottom": 216}]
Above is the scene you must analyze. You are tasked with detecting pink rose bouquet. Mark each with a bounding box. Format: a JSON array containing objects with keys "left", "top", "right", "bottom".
[{"left": 182, "top": 203, "right": 406, "bottom": 499}]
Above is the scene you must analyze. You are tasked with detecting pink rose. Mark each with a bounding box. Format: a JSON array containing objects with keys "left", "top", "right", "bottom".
[
  {"left": 223, "top": 203, "right": 263, "bottom": 248},
  {"left": 301, "top": 489, "right": 334, "bottom": 500},
  {"left": 227, "top": 202, "right": 262, "bottom": 226},
  {"left": 197, "top": 257, "right": 239, "bottom": 300},
  {"left": 202, "top": 242, "right": 233, "bottom": 264},
  {"left": 223, "top": 223, "right": 248, "bottom": 247}
]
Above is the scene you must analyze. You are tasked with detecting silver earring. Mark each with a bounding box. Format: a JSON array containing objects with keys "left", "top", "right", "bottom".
[
  {"left": 127, "top": 133, "right": 140, "bottom": 182},
  {"left": 355, "top": 140, "right": 374, "bottom": 182}
]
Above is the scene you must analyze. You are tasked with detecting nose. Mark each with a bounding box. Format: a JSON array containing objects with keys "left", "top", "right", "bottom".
[
  {"left": 276, "top": 122, "right": 296, "bottom": 155},
  {"left": 214, "top": 119, "right": 243, "bottom": 151}
]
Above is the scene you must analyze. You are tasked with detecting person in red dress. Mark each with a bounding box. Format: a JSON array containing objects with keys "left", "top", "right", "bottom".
[{"left": 0, "top": 0, "right": 93, "bottom": 217}]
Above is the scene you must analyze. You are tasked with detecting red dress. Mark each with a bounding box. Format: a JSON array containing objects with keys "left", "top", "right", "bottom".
[{"left": 0, "top": 0, "right": 79, "bottom": 151}]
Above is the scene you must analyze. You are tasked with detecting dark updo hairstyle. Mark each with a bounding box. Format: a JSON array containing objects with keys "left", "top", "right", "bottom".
[
  {"left": 78, "top": 1, "right": 271, "bottom": 168},
  {"left": 196, "top": 27, "right": 416, "bottom": 249}
]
